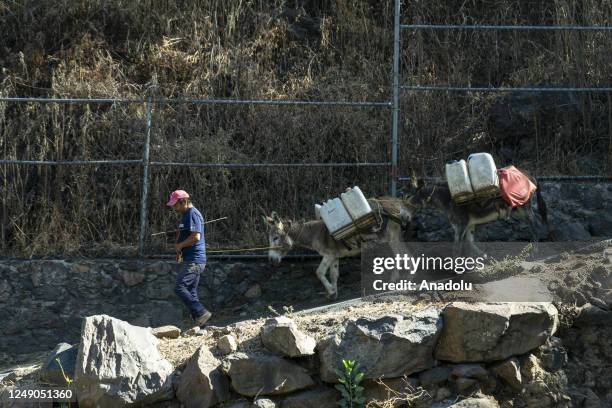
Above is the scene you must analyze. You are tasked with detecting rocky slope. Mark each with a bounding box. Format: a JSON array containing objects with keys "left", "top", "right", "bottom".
[
  {"left": 1, "top": 295, "right": 610, "bottom": 407},
  {"left": 1, "top": 244, "right": 610, "bottom": 407}
]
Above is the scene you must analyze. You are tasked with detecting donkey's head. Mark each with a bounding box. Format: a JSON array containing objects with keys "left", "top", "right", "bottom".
[
  {"left": 402, "top": 173, "right": 431, "bottom": 211},
  {"left": 263, "top": 211, "right": 294, "bottom": 264}
]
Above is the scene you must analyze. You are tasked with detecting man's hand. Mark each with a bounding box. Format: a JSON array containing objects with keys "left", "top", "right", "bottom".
[
  {"left": 174, "top": 242, "right": 183, "bottom": 262},
  {"left": 175, "top": 232, "right": 199, "bottom": 262}
]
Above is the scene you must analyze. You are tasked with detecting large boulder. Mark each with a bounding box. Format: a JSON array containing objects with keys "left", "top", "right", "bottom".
[
  {"left": 318, "top": 307, "right": 443, "bottom": 383},
  {"left": 435, "top": 303, "right": 558, "bottom": 362},
  {"left": 176, "top": 345, "right": 230, "bottom": 407},
  {"left": 39, "top": 342, "right": 78, "bottom": 386},
  {"left": 74, "top": 314, "right": 174, "bottom": 407},
  {"left": 260, "top": 316, "right": 316, "bottom": 357},
  {"left": 222, "top": 353, "right": 314, "bottom": 397}
]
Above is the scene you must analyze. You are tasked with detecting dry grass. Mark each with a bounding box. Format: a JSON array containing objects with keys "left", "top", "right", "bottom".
[
  {"left": 0, "top": 0, "right": 611, "bottom": 256},
  {"left": 366, "top": 376, "right": 430, "bottom": 408}
]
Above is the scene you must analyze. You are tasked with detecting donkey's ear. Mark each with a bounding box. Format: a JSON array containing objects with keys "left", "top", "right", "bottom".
[
  {"left": 410, "top": 169, "right": 418, "bottom": 188},
  {"left": 271, "top": 211, "right": 280, "bottom": 221}
]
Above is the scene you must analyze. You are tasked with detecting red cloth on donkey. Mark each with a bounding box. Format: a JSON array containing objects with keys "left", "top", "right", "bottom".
[{"left": 497, "top": 166, "right": 537, "bottom": 207}]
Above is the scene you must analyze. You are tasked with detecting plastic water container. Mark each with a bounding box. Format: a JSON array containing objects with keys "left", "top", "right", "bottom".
[
  {"left": 319, "top": 198, "right": 353, "bottom": 234},
  {"left": 467, "top": 152, "right": 500, "bottom": 198},
  {"left": 314, "top": 204, "right": 322, "bottom": 220},
  {"left": 445, "top": 160, "right": 474, "bottom": 203},
  {"left": 340, "top": 186, "right": 372, "bottom": 220}
]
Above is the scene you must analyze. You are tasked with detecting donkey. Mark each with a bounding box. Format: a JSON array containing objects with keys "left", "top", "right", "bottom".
[
  {"left": 263, "top": 198, "right": 413, "bottom": 299},
  {"left": 403, "top": 173, "right": 548, "bottom": 257}
]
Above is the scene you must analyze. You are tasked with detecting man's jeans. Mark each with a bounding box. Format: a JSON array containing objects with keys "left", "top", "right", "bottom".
[{"left": 174, "top": 263, "right": 207, "bottom": 319}]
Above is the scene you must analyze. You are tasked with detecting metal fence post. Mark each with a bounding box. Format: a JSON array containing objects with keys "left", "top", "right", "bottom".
[
  {"left": 1, "top": 163, "right": 6, "bottom": 252},
  {"left": 138, "top": 98, "right": 153, "bottom": 257},
  {"left": 390, "top": 0, "right": 401, "bottom": 196}
]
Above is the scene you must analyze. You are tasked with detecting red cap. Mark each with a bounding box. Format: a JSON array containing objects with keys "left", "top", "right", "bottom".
[{"left": 166, "top": 190, "right": 190, "bottom": 207}]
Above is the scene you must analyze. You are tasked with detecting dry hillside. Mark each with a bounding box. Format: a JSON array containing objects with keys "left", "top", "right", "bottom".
[{"left": 0, "top": 0, "right": 611, "bottom": 256}]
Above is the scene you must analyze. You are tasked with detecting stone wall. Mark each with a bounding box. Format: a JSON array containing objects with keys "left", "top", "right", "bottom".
[{"left": 0, "top": 258, "right": 340, "bottom": 363}]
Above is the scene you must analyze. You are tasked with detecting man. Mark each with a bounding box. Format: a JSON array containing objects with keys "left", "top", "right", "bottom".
[{"left": 166, "top": 189, "right": 212, "bottom": 327}]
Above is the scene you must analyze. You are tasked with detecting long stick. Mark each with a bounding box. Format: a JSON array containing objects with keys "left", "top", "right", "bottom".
[{"left": 150, "top": 216, "right": 228, "bottom": 236}]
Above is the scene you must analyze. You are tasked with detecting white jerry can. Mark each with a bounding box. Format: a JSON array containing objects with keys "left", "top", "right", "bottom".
[
  {"left": 445, "top": 159, "right": 474, "bottom": 203},
  {"left": 314, "top": 204, "right": 322, "bottom": 220},
  {"left": 340, "top": 186, "right": 372, "bottom": 220},
  {"left": 319, "top": 198, "right": 354, "bottom": 235},
  {"left": 467, "top": 152, "right": 500, "bottom": 198}
]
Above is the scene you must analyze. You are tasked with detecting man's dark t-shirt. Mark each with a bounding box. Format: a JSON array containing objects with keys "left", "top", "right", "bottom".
[{"left": 178, "top": 207, "right": 206, "bottom": 264}]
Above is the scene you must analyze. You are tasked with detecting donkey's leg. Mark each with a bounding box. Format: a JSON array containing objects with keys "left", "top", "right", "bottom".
[
  {"left": 513, "top": 205, "right": 539, "bottom": 257},
  {"left": 523, "top": 205, "right": 540, "bottom": 254},
  {"left": 515, "top": 205, "right": 539, "bottom": 241},
  {"left": 526, "top": 207, "right": 539, "bottom": 244},
  {"left": 452, "top": 223, "right": 460, "bottom": 257},
  {"left": 452, "top": 223, "right": 466, "bottom": 258},
  {"left": 315, "top": 256, "right": 335, "bottom": 296},
  {"left": 465, "top": 224, "right": 486, "bottom": 259},
  {"left": 330, "top": 258, "right": 340, "bottom": 299}
]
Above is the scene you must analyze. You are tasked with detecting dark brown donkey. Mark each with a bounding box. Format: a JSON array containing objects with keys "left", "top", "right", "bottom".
[{"left": 403, "top": 172, "right": 548, "bottom": 256}]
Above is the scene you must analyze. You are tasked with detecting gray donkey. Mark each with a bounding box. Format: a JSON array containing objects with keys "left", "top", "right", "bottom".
[
  {"left": 403, "top": 173, "right": 548, "bottom": 256},
  {"left": 263, "top": 198, "right": 412, "bottom": 298}
]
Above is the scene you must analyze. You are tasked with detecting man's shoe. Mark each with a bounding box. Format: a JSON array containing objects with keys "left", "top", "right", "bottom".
[{"left": 195, "top": 311, "right": 212, "bottom": 327}]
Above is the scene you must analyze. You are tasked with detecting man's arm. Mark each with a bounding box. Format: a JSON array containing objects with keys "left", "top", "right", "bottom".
[
  {"left": 176, "top": 232, "right": 201, "bottom": 251},
  {"left": 176, "top": 210, "right": 203, "bottom": 254}
]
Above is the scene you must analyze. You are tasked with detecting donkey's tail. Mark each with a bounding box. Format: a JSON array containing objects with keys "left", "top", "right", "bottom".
[{"left": 535, "top": 182, "right": 548, "bottom": 226}]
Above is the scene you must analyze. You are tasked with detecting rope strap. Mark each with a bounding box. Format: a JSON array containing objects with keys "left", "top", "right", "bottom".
[{"left": 205, "top": 245, "right": 281, "bottom": 254}]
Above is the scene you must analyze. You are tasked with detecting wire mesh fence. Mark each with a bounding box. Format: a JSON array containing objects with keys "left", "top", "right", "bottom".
[
  {"left": 0, "top": 97, "right": 393, "bottom": 257},
  {"left": 398, "top": 9, "right": 612, "bottom": 178},
  {"left": 1, "top": 0, "right": 612, "bottom": 257}
]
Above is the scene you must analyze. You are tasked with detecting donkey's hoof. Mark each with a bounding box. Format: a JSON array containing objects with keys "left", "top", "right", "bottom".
[{"left": 326, "top": 291, "right": 338, "bottom": 300}]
